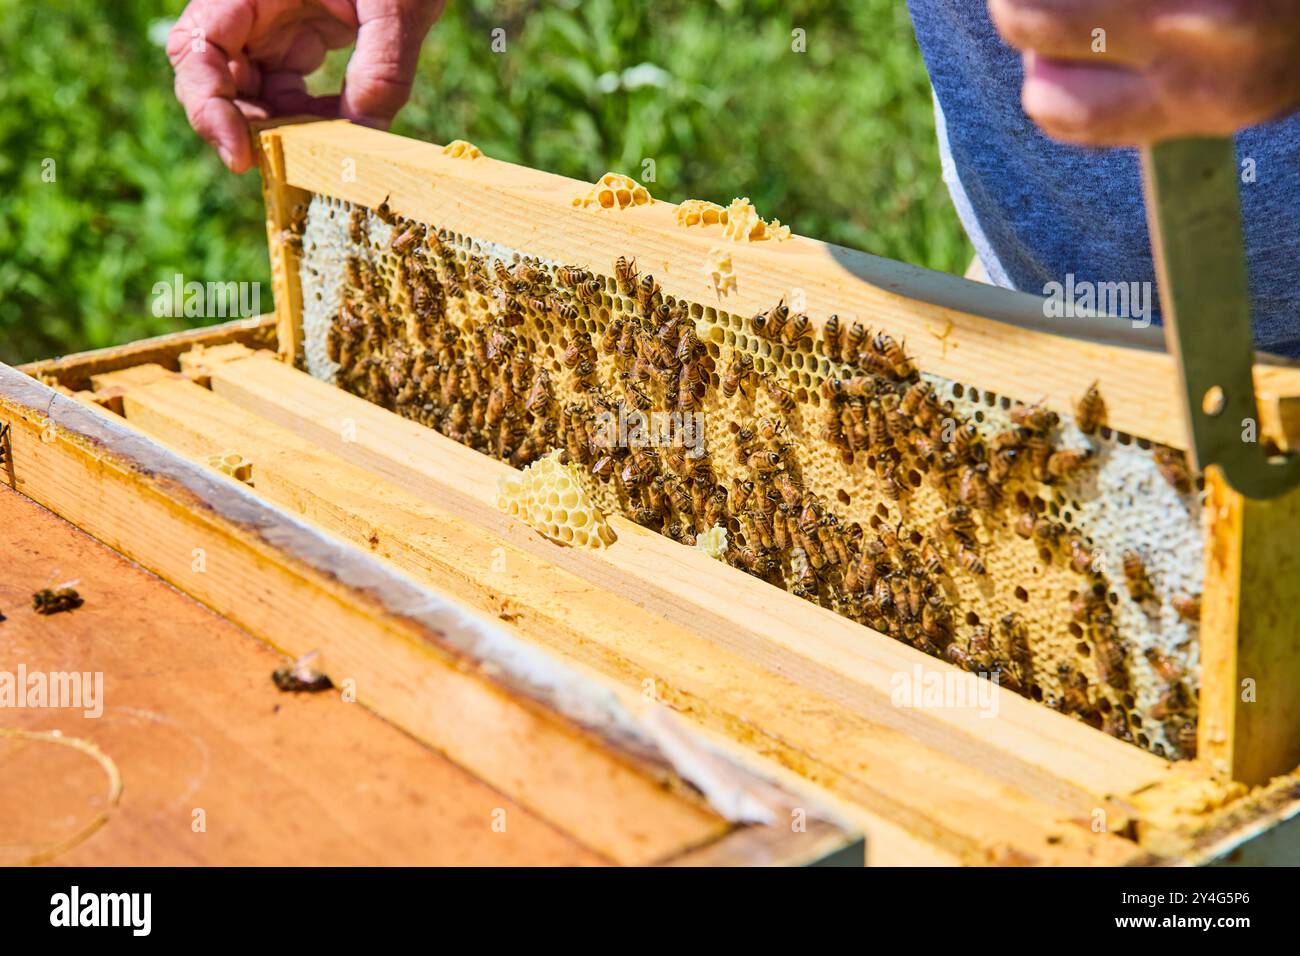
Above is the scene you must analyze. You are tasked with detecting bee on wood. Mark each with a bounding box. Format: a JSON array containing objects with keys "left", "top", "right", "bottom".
[
  {"left": 782, "top": 313, "right": 812, "bottom": 347},
  {"left": 1103, "top": 710, "right": 1134, "bottom": 743},
  {"left": 823, "top": 314, "right": 843, "bottom": 362},
  {"left": 1153, "top": 445, "right": 1194, "bottom": 495},
  {"left": 391, "top": 222, "right": 425, "bottom": 254},
  {"left": 989, "top": 660, "right": 1025, "bottom": 696},
  {"left": 1047, "top": 448, "right": 1092, "bottom": 483},
  {"left": 615, "top": 256, "right": 639, "bottom": 295},
  {"left": 1075, "top": 381, "right": 1106, "bottom": 435},
  {"left": 1010, "top": 403, "right": 1059, "bottom": 432},
  {"left": 765, "top": 378, "right": 796, "bottom": 415},
  {"left": 374, "top": 194, "right": 399, "bottom": 224},
  {"left": 1173, "top": 593, "right": 1201, "bottom": 623},
  {"left": 1122, "top": 549, "right": 1154, "bottom": 602},
  {"left": 32, "top": 585, "right": 83, "bottom": 615},
  {"left": 273, "top": 651, "right": 333, "bottom": 693}
]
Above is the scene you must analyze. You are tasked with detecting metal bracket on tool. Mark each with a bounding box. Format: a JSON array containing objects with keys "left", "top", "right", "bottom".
[{"left": 1141, "top": 137, "right": 1300, "bottom": 500}]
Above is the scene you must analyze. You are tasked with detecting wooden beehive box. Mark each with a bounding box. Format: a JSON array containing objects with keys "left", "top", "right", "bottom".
[{"left": 8, "top": 119, "right": 1300, "bottom": 865}]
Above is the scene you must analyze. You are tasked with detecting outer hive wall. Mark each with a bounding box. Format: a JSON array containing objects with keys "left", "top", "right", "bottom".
[{"left": 295, "top": 190, "right": 1204, "bottom": 760}]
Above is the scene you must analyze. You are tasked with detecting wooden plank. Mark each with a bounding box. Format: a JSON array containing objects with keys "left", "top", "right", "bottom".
[
  {"left": 116, "top": 371, "right": 1157, "bottom": 865},
  {"left": 267, "top": 120, "right": 1300, "bottom": 453},
  {"left": 210, "top": 352, "right": 1175, "bottom": 807},
  {"left": 0, "top": 364, "right": 843, "bottom": 866},
  {"left": 17, "top": 314, "right": 276, "bottom": 392},
  {"left": 0, "top": 485, "right": 605, "bottom": 866},
  {"left": 1200, "top": 468, "right": 1300, "bottom": 785},
  {"left": 255, "top": 129, "right": 311, "bottom": 368}
]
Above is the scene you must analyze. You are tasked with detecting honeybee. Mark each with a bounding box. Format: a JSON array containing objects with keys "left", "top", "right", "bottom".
[
  {"left": 846, "top": 321, "right": 868, "bottom": 355},
  {"left": 921, "top": 596, "right": 952, "bottom": 642},
  {"left": 1047, "top": 448, "right": 1092, "bottom": 482},
  {"left": 1153, "top": 445, "right": 1194, "bottom": 495},
  {"left": 765, "top": 378, "right": 795, "bottom": 415},
  {"left": 935, "top": 506, "right": 977, "bottom": 543},
  {"left": 1143, "top": 646, "right": 1185, "bottom": 684},
  {"left": 793, "top": 563, "right": 819, "bottom": 600},
  {"left": 748, "top": 450, "right": 782, "bottom": 472},
  {"left": 615, "top": 256, "right": 639, "bottom": 295},
  {"left": 557, "top": 266, "right": 591, "bottom": 289},
  {"left": 1149, "top": 681, "right": 1190, "bottom": 720},
  {"left": 348, "top": 208, "right": 367, "bottom": 244},
  {"left": 675, "top": 327, "right": 701, "bottom": 364},
  {"left": 591, "top": 454, "right": 616, "bottom": 479},
  {"left": 764, "top": 300, "right": 791, "bottom": 342},
  {"left": 1103, "top": 710, "right": 1134, "bottom": 743},
  {"left": 1000, "top": 613, "right": 1031, "bottom": 671},
  {"left": 32, "top": 585, "right": 83, "bottom": 615},
  {"left": 823, "top": 314, "right": 843, "bottom": 362},
  {"left": 1010, "top": 403, "right": 1059, "bottom": 432},
  {"left": 1068, "top": 535, "right": 1096, "bottom": 574},
  {"left": 1093, "top": 627, "right": 1130, "bottom": 690},
  {"left": 783, "top": 313, "right": 811, "bottom": 347},
  {"left": 955, "top": 541, "right": 986, "bottom": 576},
  {"left": 636, "top": 274, "right": 659, "bottom": 313},
  {"left": 960, "top": 462, "right": 999, "bottom": 512},
  {"left": 722, "top": 357, "right": 750, "bottom": 398},
  {"left": 1122, "top": 550, "right": 1154, "bottom": 602},
  {"left": 871, "top": 332, "right": 915, "bottom": 381},
  {"left": 876, "top": 460, "right": 904, "bottom": 501},
  {"left": 1052, "top": 665, "right": 1091, "bottom": 716},
  {"left": 1070, "top": 587, "right": 1104, "bottom": 623},
  {"left": 868, "top": 399, "right": 890, "bottom": 451},
  {"left": 375, "top": 194, "right": 398, "bottom": 224},
  {"left": 272, "top": 651, "right": 334, "bottom": 693},
  {"left": 525, "top": 370, "right": 552, "bottom": 414},
  {"left": 576, "top": 278, "right": 604, "bottom": 303},
  {"left": 391, "top": 222, "right": 425, "bottom": 254},
  {"left": 1168, "top": 719, "right": 1197, "bottom": 758},
  {"left": 1173, "top": 593, "right": 1201, "bottom": 623},
  {"left": 1075, "top": 381, "right": 1106, "bottom": 435},
  {"left": 1025, "top": 433, "right": 1052, "bottom": 481}
]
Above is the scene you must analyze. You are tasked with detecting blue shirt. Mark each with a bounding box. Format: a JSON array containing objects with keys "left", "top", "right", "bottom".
[{"left": 906, "top": 0, "right": 1300, "bottom": 355}]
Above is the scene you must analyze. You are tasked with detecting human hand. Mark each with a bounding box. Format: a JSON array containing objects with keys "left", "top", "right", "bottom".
[
  {"left": 167, "top": 0, "right": 445, "bottom": 172},
  {"left": 989, "top": 0, "right": 1300, "bottom": 144}
]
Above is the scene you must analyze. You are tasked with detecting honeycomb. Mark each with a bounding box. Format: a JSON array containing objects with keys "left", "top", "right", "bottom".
[
  {"left": 441, "top": 139, "right": 483, "bottom": 160},
  {"left": 497, "top": 449, "right": 616, "bottom": 549},
  {"left": 206, "top": 449, "right": 254, "bottom": 485},
  {"left": 676, "top": 198, "right": 792, "bottom": 242},
  {"left": 296, "top": 192, "right": 1205, "bottom": 760},
  {"left": 573, "top": 173, "right": 653, "bottom": 211},
  {"left": 694, "top": 524, "right": 729, "bottom": 560}
]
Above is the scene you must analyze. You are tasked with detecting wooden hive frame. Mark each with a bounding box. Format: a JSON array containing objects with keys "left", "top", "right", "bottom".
[{"left": 11, "top": 118, "right": 1300, "bottom": 864}]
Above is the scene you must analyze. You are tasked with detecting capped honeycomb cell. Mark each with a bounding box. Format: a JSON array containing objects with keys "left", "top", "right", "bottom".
[
  {"left": 498, "top": 450, "right": 616, "bottom": 549},
  {"left": 675, "top": 198, "right": 792, "bottom": 242}
]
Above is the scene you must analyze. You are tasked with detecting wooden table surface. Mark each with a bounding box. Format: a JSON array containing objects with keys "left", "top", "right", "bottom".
[{"left": 0, "top": 485, "right": 603, "bottom": 865}]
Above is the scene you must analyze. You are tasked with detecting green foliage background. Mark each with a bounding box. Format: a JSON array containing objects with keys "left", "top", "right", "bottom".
[{"left": 0, "top": 0, "right": 970, "bottom": 364}]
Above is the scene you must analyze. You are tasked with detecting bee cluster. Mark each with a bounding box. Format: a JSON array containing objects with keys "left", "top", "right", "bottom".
[{"left": 300, "top": 195, "right": 1203, "bottom": 760}]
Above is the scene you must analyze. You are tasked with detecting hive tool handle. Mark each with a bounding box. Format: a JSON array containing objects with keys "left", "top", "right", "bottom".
[{"left": 1139, "top": 137, "right": 1300, "bottom": 500}]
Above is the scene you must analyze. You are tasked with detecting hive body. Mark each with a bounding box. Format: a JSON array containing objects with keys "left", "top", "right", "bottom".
[{"left": 297, "top": 193, "right": 1204, "bottom": 759}]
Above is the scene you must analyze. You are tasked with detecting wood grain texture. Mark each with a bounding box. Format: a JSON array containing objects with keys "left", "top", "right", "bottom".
[
  {"left": 0, "top": 365, "right": 787, "bottom": 866},
  {"left": 256, "top": 129, "right": 311, "bottom": 367},
  {"left": 1200, "top": 468, "right": 1300, "bottom": 785},
  {"left": 118, "top": 370, "right": 1153, "bottom": 865},
  {"left": 267, "top": 120, "right": 1300, "bottom": 453},
  {"left": 0, "top": 485, "right": 605, "bottom": 866},
  {"left": 17, "top": 314, "right": 276, "bottom": 392}
]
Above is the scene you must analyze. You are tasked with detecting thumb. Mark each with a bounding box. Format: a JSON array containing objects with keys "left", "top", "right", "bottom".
[{"left": 341, "top": 3, "right": 441, "bottom": 128}]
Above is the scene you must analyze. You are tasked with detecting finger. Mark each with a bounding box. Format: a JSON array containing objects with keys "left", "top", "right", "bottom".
[
  {"left": 1021, "top": 53, "right": 1171, "bottom": 145},
  {"left": 341, "top": 4, "right": 438, "bottom": 128},
  {"left": 989, "top": 0, "right": 1162, "bottom": 64},
  {"left": 167, "top": 1, "right": 257, "bottom": 170}
]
